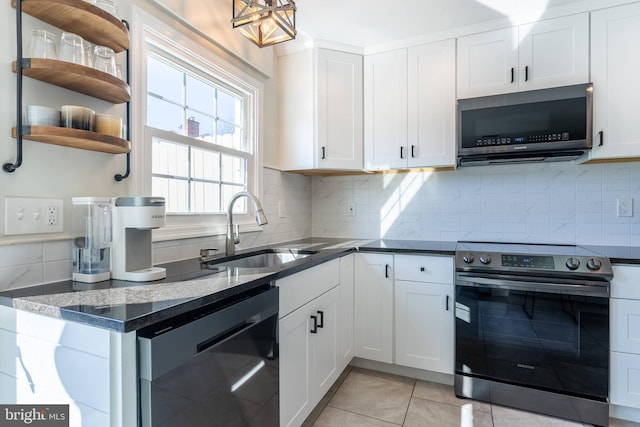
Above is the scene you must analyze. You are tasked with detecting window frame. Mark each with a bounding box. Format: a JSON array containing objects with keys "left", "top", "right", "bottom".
[{"left": 131, "top": 8, "right": 263, "bottom": 241}]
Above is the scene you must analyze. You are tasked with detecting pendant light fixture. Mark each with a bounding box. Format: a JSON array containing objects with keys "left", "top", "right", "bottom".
[{"left": 232, "top": 0, "right": 297, "bottom": 47}]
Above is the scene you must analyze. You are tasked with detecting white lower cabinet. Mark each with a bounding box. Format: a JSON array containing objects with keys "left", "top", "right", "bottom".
[
  {"left": 279, "top": 286, "right": 339, "bottom": 427},
  {"left": 395, "top": 280, "right": 453, "bottom": 373},
  {"left": 611, "top": 264, "right": 640, "bottom": 410},
  {"left": 394, "top": 254, "right": 454, "bottom": 374},
  {"left": 354, "top": 253, "right": 394, "bottom": 363},
  {"left": 338, "top": 254, "right": 355, "bottom": 371}
]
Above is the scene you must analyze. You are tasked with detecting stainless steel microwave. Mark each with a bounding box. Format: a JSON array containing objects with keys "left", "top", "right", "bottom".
[{"left": 457, "top": 83, "right": 592, "bottom": 166}]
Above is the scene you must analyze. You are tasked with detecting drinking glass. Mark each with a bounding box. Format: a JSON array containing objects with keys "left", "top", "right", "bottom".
[
  {"left": 83, "top": 41, "right": 94, "bottom": 68},
  {"left": 94, "top": 0, "right": 118, "bottom": 17},
  {"left": 59, "top": 32, "right": 85, "bottom": 65},
  {"left": 29, "top": 29, "right": 57, "bottom": 59},
  {"left": 93, "top": 45, "right": 116, "bottom": 76}
]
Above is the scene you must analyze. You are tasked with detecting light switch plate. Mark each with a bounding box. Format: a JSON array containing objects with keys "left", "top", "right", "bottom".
[{"left": 5, "top": 197, "right": 64, "bottom": 235}]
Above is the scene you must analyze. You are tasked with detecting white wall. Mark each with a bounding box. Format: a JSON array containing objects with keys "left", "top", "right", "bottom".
[{"left": 312, "top": 161, "right": 640, "bottom": 246}]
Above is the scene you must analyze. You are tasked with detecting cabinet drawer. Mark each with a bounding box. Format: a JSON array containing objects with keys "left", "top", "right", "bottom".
[
  {"left": 611, "top": 298, "right": 640, "bottom": 354},
  {"left": 612, "top": 265, "right": 640, "bottom": 300},
  {"left": 394, "top": 254, "right": 453, "bottom": 284},
  {"left": 277, "top": 259, "right": 340, "bottom": 318}
]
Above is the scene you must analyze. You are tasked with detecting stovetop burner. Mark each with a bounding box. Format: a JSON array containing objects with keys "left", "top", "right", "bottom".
[{"left": 455, "top": 241, "right": 613, "bottom": 280}]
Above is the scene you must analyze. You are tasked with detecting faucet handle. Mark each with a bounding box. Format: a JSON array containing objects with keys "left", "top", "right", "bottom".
[
  {"left": 233, "top": 224, "right": 240, "bottom": 244},
  {"left": 199, "top": 248, "right": 218, "bottom": 261}
]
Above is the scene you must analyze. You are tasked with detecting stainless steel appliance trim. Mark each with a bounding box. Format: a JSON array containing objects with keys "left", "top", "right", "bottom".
[
  {"left": 454, "top": 374, "right": 609, "bottom": 426},
  {"left": 455, "top": 273, "right": 609, "bottom": 297}
]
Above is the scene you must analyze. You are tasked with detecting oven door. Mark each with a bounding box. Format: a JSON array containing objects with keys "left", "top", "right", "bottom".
[{"left": 455, "top": 273, "right": 609, "bottom": 401}]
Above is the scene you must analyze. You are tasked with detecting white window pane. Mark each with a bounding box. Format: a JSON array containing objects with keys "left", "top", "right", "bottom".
[
  {"left": 191, "top": 149, "right": 220, "bottom": 181},
  {"left": 191, "top": 182, "right": 221, "bottom": 213},
  {"left": 217, "top": 122, "right": 243, "bottom": 150},
  {"left": 222, "top": 185, "right": 247, "bottom": 214},
  {"left": 221, "top": 154, "right": 246, "bottom": 184},
  {"left": 186, "top": 75, "right": 215, "bottom": 114},
  {"left": 147, "top": 56, "right": 183, "bottom": 103},
  {"left": 217, "top": 90, "right": 241, "bottom": 126},
  {"left": 153, "top": 177, "right": 189, "bottom": 213},
  {"left": 147, "top": 96, "right": 184, "bottom": 134},
  {"left": 186, "top": 110, "right": 214, "bottom": 140},
  {"left": 152, "top": 139, "right": 189, "bottom": 177}
]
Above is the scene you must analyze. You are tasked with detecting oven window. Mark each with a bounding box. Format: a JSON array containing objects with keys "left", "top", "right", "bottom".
[{"left": 455, "top": 285, "right": 608, "bottom": 400}]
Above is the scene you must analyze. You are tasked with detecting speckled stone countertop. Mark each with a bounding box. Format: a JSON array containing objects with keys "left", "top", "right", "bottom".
[{"left": 0, "top": 238, "right": 636, "bottom": 333}]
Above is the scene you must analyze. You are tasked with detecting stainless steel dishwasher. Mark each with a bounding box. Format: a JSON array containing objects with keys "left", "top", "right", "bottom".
[{"left": 138, "top": 284, "right": 279, "bottom": 427}]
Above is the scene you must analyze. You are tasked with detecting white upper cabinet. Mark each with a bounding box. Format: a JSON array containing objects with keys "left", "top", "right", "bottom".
[
  {"left": 364, "top": 49, "right": 408, "bottom": 170},
  {"left": 580, "top": 3, "right": 640, "bottom": 162},
  {"left": 279, "top": 48, "right": 364, "bottom": 171},
  {"left": 457, "top": 13, "right": 589, "bottom": 98},
  {"left": 407, "top": 40, "right": 456, "bottom": 168},
  {"left": 364, "top": 40, "right": 456, "bottom": 170}
]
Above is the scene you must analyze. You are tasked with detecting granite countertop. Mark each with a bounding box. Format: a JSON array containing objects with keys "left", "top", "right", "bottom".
[{"left": 0, "top": 238, "right": 637, "bottom": 333}]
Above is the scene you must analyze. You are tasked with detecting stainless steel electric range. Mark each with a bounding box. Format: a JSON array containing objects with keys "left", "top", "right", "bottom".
[{"left": 454, "top": 242, "right": 613, "bottom": 426}]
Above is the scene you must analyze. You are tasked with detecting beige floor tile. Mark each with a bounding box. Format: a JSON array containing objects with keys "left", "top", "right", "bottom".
[
  {"left": 492, "top": 405, "right": 583, "bottom": 427},
  {"left": 350, "top": 367, "right": 417, "bottom": 385},
  {"left": 412, "top": 380, "right": 491, "bottom": 414},
  {"left": 328, "top": 370, "right": 414, "bottom": 425},
  {"left": 302, "top": 391, "right": 335, "bottom": 427},
  {"left": 609, "top": 418, "right": 640, "bottom": 427},
  {"left": 312, "top": 406, "right": 401, "bottom": 427},
  {"left": 404, "top": 397, "right": 493, "bottom": 427}
]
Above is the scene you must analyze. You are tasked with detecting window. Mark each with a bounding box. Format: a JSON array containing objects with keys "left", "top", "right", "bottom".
[
  {"left": 147, "top": 54, "right": 252, "bottom": 214},
  {"left": 132, "top": 12, "right": 263, "bottom": 240}
]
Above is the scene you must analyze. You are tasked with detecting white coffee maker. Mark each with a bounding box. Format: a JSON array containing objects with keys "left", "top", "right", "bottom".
[{"left": 111, "top": 196, "right": 166, "bottom": 282}]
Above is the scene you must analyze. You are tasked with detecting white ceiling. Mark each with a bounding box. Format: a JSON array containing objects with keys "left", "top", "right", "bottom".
[{"left": 294, "top": 0, "right": 588, "bottom": 49}]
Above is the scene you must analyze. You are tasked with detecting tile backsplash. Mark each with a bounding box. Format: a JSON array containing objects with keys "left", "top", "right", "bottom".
[
  {"left": 2, "top": 161, "right": 640, "bottom": 291},
  {"left": 312, "top": 161, "right": 640, "bottom": 246}
]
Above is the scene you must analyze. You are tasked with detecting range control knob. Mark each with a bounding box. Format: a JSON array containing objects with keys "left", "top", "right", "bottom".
[
  {"left": 479, "top": 254, "right": 492, "bottom": 265},
  {"left": 462, "top": 253, "right": 474, "bottom": 263},
  {"left": 565, "top": 257, "right": 580, "bottom": 271},
  {"left": 587, "top": 258, "right": 602, "bottom": 271}
]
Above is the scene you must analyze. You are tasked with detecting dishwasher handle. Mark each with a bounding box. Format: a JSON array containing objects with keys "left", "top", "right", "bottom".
[{"left": 196, "top": 320, "right": 258, "bottom": 353}]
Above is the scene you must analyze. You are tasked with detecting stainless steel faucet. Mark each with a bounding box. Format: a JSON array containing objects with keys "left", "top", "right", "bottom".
[{"left": 226, "top": 191, "right": 268, "bottom": 256}]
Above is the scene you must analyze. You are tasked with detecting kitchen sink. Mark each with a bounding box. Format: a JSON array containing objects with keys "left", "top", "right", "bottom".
[{"left": 203, "top": 248, "right": 317, "bottom": 270}]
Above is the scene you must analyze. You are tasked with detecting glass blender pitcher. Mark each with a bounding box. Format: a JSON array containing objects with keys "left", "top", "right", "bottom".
[{"left": 72, "top": 197, "right": 112, "bottom": 283}]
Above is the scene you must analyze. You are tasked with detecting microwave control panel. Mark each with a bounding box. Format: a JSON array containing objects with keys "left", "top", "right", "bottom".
[{"left": 475, "top": 132, "right": 570, "bottom": 146}]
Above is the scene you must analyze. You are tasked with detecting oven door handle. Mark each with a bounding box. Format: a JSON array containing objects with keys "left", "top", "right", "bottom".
[{"left": 455, "top": 274, "right": 609, "bottom": 297}]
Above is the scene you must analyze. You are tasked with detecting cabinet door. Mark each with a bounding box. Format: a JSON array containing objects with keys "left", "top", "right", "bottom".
[
  {"left": 407, "top": 40, "right": 456, "bottom": 168},
  {"left": 395, "top": 281, "right": 453, "bottom": 373},
  {"left": 611, "top": 298, "right": 640, "bottom": 354},
  {"left": 338, "top": 254, "right": 355, "bottom": 371},
  {"left": 354, "top": 253, "right": 394, "bottom": 363},
  {"left": 364, "top": 49, "right": 408, "bottom": 170},
  {"left": 518, "top": 13, "right": 589, "bottom": 91},
  {"left": 279, "top": 303, "right": 313, "bottom": 427},
  {"left": 586, "top": 3, "right": 640, "bottom": 161},
  {"left": 317, "top": 49, "right": 364, "bottom": 170},
  {"left": 456, "top": 27, "right": 518, "bottom": 98},
  {"left": 311, "top": 287, "right": 340, "bottom": 401},
  {"left": 611, "top": 351, "right": 640, "bottom": 408}
]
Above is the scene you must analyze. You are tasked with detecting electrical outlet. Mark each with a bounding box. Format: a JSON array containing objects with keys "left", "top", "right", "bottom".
[
  {"left": 617, "top": 198, "right": 633, "bottom": 217},
  {"left": 347, "top": 202, "right": 356, "bottom": 217},
  {"left": 5, "top": 197, "right": 64, "bottom": 235}
]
